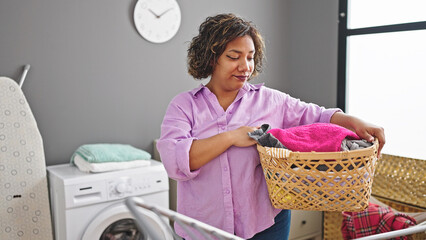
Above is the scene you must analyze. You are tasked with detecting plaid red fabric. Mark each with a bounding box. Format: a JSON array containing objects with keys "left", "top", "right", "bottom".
[{"left": 341, "top": 203, "right": 417, "bottom": 240}]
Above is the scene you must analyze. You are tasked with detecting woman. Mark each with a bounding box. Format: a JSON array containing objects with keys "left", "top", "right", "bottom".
[{"left": 157, "top": 13, "right": 385, "bottom": 240}]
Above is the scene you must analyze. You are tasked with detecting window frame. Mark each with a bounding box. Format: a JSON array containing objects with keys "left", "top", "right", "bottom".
[{"left": 337, "top": 0, "right": 426, "bottom": 111}]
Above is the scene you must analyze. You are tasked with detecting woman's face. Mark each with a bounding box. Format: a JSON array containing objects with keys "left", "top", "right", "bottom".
[{"left": 210, "top": 35, "right": 255, "bottom": 92}]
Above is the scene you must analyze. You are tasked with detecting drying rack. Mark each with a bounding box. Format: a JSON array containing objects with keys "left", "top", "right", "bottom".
[
  {"left": 353, "top": 222, "right": 426, "bottom": 240},
  {"left": 125, "top": 197, "right": 425, "bottom": 240},
  {"left": 125, "top": 197, "right": 244, "bottom": 240}
]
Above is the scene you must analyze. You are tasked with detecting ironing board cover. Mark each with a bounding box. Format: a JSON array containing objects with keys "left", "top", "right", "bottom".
[{"left": 0, "top": 77, "right": 53, "bottom": 239}]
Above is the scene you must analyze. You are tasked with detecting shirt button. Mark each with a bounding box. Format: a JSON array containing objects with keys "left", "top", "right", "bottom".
[
  {"left": 224, "top": 167, "right": 228, "bottom": 171},
  {"left": 225, "top": 189, "right": 230, "bottom": 194},
  {"left": 221, "top": 126, "right": 226, "bottom": 130}
]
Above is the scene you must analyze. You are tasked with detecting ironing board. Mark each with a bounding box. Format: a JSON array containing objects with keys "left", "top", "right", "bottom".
[{"left": 0, "top": 76, "right": 53, "bottom": 239}]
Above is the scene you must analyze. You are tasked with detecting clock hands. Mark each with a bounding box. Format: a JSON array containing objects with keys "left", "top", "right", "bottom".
[
  {"left": 148, "top": 9, "right": 160, "bottom": 18},
  {"left": 148, "top": 8, "right": 173, "bottom": 19},
  {"left": 158, "top": 8, "right": 173, "bottom": 17}
]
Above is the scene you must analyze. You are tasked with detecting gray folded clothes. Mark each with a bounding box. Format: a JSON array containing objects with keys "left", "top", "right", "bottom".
[
  {"left": 341, "top": 139, "right": 373, "bottom": 151},
  {"left": 248, "top": 123, "right": 286, "bottom": 148}
]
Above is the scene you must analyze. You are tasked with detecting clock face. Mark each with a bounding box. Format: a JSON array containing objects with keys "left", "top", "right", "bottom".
[{"left": 134, "top": 0, "right": 181, "bottom": 43}]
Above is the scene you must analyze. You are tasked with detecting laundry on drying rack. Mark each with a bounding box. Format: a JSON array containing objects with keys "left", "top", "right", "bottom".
[
  {"left": 70, "top": 144, "right": 152, "bottom": 173},
  {"left": 342, "top": 202, "right": 417, "bottom": 240}
]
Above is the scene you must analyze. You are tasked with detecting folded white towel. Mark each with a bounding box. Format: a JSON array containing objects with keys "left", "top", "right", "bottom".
[{"left": 73, "top": 154, "right": 151, "bottom": 173}]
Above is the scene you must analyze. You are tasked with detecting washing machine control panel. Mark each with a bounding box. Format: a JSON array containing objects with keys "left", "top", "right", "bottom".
[
  {"left": 108, "top": 177, "right": 132, "bottom": 199},
  {"left": 62, "top": 165, "right": 169, "bottom": 208},
  {"left": 107, "top": 173, "right": 168, "bottom": 201}
]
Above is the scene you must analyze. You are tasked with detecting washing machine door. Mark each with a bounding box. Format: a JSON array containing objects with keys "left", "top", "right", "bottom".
[{"left": 82, "top": 203, "right": 173, "bottom": 240}]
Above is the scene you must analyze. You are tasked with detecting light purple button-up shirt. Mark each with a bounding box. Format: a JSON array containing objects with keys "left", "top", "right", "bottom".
[{"left": 157, "top": 82, "right": 340, "bottom": 239}]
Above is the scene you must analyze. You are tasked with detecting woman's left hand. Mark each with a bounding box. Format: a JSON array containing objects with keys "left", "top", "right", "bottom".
[
  {"left": 353, "top": 122, "right": 385, "bottom": 156},
  {"left": 331, "top": 112, "right": 386, "bottom": 156}
]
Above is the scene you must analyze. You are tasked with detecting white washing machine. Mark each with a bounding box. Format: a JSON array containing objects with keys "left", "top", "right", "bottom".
[{"left": 47, "top": 160, "right": 171, "bottom": 240}]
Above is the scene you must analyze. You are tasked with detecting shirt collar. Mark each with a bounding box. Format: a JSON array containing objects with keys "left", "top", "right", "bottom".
[
  {"left": 246, "top": 82, "right": 264, "bottom": 91},
  {"left": 190, "top": 82, "right": 264, "bottom": 97},
  {"left": 190, "top": 84, "right": 205, "bottom": 97}
]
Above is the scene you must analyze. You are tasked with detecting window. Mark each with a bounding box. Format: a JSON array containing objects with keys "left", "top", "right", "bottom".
[{"left": 338, "top": 0, "right": 426, "bottom": 160}]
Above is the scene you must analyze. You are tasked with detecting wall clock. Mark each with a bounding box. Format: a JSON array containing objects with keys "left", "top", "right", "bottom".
[{"left": 134, "top": 0, "right": 181, "bottom": 43}]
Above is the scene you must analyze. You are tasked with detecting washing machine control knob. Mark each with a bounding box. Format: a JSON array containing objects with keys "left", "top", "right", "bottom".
[{"left": 115, "top": 182, "right": 128, "bottom": 193}]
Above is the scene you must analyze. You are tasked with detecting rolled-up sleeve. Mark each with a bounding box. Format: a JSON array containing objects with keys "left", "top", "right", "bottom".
[{"left": 157, "top": 94, "right": 201, "bottom": 181}]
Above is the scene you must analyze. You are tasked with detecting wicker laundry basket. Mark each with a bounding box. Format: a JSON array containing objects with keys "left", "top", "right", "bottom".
[{"left": 257, "top": 139, "right": 379, "bottom": 212}]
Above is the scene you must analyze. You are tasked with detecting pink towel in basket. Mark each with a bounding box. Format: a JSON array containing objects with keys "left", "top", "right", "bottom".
[{"left": 267, "top": 123, "right": 360, "bottom": 152}]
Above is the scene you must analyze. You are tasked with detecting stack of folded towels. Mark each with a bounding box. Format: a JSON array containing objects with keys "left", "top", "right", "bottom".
[{"left": 71, "top": 144, "right": 152, "bottom": 173}]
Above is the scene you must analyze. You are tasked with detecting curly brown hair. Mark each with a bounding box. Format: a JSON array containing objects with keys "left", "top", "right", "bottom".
[{"left": 187, "top": 13, "right": 265, "bottom": 80}]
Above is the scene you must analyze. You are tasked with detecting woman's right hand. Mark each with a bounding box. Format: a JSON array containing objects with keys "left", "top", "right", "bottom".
[
  {"left": 229, "top": 126, "right": 259, "bottom": 147},
  {"left": 189, "top": 126, "right": 259, "bottom": 170}
]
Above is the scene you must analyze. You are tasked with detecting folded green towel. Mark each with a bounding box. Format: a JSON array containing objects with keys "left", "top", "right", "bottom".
[{"left": 71, "top": 144, "right": 151, "bottom": 163}]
